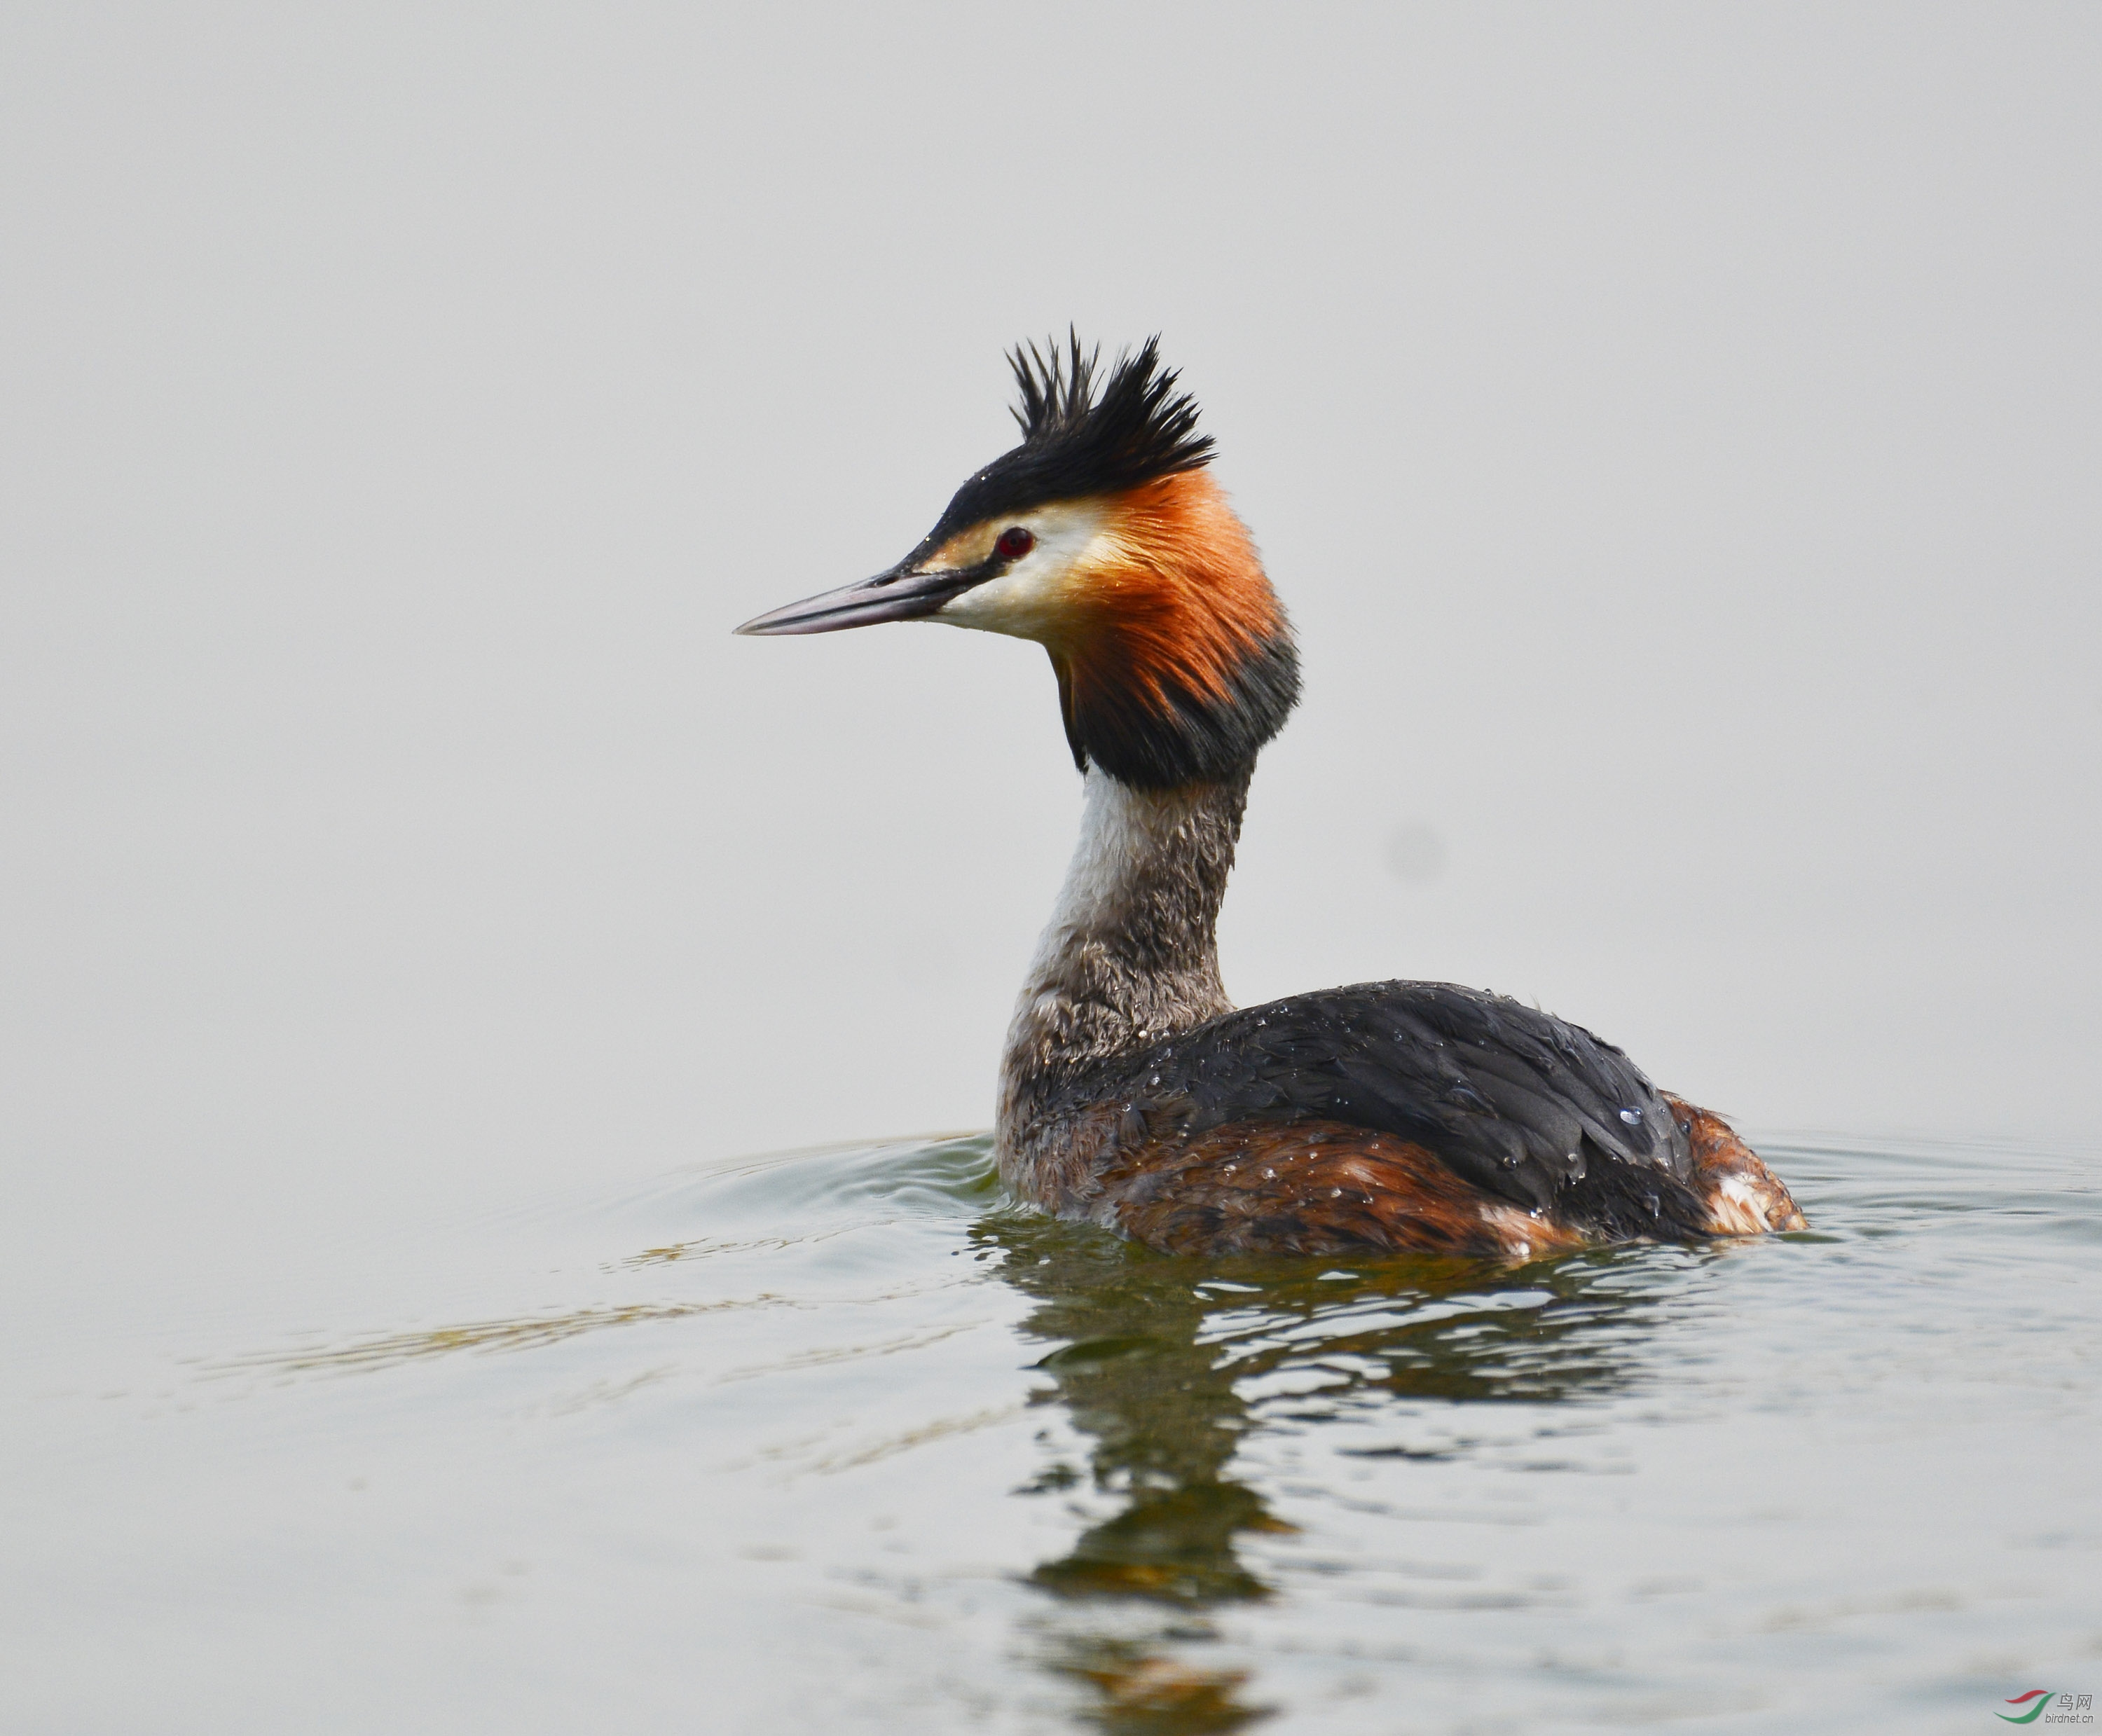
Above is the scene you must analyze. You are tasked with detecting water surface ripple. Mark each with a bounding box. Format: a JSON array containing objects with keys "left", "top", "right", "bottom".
[{"left": 9, "top": 1134, "right": 2101, "bottom": 1732}]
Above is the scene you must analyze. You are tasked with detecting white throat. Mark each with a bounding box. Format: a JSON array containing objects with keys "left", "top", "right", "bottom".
[
  {"left": 1002, "top": 766, "right": 1248, "bottom": 1084},
  {"left": 1031, "top": 769, "right": 1172, "bottom": 961}
]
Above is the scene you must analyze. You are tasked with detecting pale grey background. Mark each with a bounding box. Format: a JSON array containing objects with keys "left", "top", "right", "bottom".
[{"left": 2, "top": 4, "right": 2096, "bottom": 1296}]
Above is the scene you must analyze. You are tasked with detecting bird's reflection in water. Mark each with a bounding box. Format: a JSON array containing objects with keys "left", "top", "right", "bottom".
[{"left": 971, "top": 1206, "right": 1676, "bottom": 1732}]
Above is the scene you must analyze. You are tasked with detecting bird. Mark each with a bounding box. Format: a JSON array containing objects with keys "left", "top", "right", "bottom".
[{"left": 735, "top": 336, "right": 1804, "bottom": 1259}]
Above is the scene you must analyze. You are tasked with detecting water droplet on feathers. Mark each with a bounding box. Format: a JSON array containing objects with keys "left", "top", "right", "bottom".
[
  {"left": 1619, "top": 1107, "right": 1643, "bottom": 1125},
  {"left": 1150, "top": 1075, "right": 1160, "bottom": 1085}
]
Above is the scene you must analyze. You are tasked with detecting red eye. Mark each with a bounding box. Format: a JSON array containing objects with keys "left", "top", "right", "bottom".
[{"left": 995, "top": 526, "right": 1035, "bottom": 560}]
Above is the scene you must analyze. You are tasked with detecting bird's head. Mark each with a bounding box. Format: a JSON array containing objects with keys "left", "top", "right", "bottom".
[{"left": 735, "top": 336, "right": 1298, "bottom": 788}]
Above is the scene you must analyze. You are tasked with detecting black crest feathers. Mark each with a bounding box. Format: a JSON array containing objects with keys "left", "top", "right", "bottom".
[
  {"left": 924, "top": 334, "right": 1215, "bottom": 544},
  {"left": 1006, "top": 333, "right": 1214, "bottom": 482}
]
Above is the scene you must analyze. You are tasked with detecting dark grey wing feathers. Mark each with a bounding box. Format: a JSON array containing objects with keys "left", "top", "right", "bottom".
[{"left": 1103, "top": 981, "right": 1698, "bottom": 1227}]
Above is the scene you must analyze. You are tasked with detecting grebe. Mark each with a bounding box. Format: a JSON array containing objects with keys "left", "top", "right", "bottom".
[{"left": 736, "top": 337, "right": 1804, "bottom": 1258}]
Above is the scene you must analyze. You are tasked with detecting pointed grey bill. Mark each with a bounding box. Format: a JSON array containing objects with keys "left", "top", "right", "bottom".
[{"left": 733, "top": 556, "right": 996, "bottom": 636}]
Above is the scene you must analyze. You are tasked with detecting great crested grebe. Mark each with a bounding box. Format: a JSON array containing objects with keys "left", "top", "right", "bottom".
[{"left": 736, "top": 337, "right": 1804, "bottom": 1258}]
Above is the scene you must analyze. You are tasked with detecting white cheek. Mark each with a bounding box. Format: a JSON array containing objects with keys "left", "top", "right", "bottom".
[
  {"left": 933, "top": 501, "right": 1111, "bottom": 642},
  {"left": 937, "top": 558, "right": 1069, "bottom": 638}
]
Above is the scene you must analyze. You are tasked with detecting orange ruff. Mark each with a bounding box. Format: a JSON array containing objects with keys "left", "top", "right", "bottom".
[{"left": 1064, "top": 470, "right": 1284, "bottom": 723}]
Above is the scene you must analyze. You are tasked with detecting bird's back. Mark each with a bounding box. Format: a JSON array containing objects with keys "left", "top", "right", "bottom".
[{"left": 1005, "top": 981, "right": 1801, "bottom": 1257}]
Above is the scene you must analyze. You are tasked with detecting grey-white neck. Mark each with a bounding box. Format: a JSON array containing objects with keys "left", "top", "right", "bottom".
[{"left": 997, "top": 766, "right": 1251, "bottom": 1131}]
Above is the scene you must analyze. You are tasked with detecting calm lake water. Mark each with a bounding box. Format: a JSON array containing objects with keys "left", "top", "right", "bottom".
[{"left": 7, "top": 1131, "right": 2099, "bottom": 1733}]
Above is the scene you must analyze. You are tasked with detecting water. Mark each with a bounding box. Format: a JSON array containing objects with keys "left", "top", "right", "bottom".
[{"left": 6, "top": 1132, "right": 2099, "bottom": 1733}]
